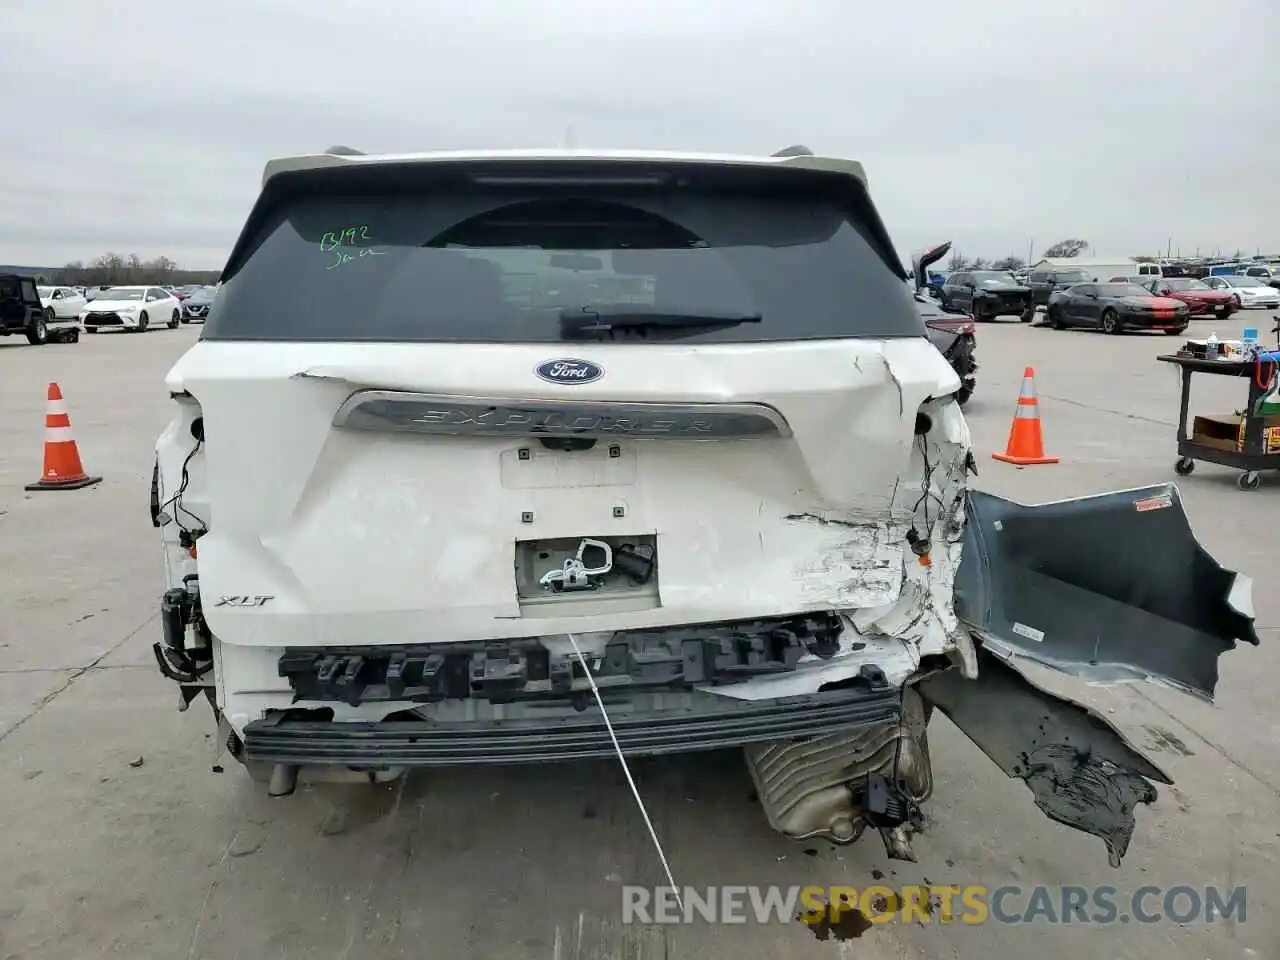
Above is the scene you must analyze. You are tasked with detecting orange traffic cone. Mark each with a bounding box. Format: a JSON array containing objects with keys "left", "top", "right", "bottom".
[
  {"left": 992, "top": 367, "right": 1059, "bottom": 466},
  {"left": 24, "top": 383, "right": 103, "bottom": 491}
]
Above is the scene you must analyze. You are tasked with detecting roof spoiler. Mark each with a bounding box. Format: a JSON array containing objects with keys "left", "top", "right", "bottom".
[
  {"left": 771, "top": 145, "right": 814, "bottom": 157},
  {"left": 324, "top": 145, "right": 364, "bottom": 156}
]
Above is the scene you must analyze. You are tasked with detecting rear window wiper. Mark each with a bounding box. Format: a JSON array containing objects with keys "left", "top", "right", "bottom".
[{"left": 559, "top": 305, "right": 763, "bottom": 338}]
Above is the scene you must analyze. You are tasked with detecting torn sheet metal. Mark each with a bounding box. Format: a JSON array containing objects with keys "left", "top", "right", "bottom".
[
  {"left": 953, "top": 483, "right": 1258, "bottom": 700},
  {"left": 918, "top": 649, "right": 1171, "bottom": 868}
]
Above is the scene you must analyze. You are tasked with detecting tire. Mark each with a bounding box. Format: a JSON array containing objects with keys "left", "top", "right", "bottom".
[
  {"left": 1216, "top": 305, "right": 1232, "bottom": 319},
  {"left": 1048, "top": 305, "right": 1066, "bottom": 330},
  {"left": 1020, "top": 306, "right": 1036, "bottom": 323},
  {"left": 26, "top": 316, "right": 49, "bottom": 345},
  {"left": 69, "top": 330, "right": 80, "bottom": 343},
  {"left": 956, "top": 385, "right": 973, "bottom": 406},
  {"left": 1237, "top": 471, "right": 1261, "bottom": 491},
  {"left": 1174, "top": 457, "right": 1195, "bottom": 476},
  {"left": 1100, "top": 308, "right": 1122, "bottom": 335},
  {"left": 44, "top": 306, "right": 56, "bottom": 322},
  {"left": 168, "top": 309, "right": 179, "bottom": 329},
  {"left": 136, "top": 311, "right": 149, "bottom": 333}
]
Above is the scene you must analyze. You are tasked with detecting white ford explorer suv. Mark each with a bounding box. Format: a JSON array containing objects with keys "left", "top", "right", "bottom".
[{"left": 151, "top": 145, "right": 1256, "bottom": 867}]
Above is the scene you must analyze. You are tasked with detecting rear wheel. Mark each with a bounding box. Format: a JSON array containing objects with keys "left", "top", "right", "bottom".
[
  {"left": 26, "top": 316, "right": 48, "bottom": 345},
  {"left": 136, "top": 311, "right": 149, "bottom": 333},
  {"left": 1020, "top": 305, "right": 1036, "bottom": 323},
  {"left": 168, "top": 309, "right": 180, "bottom": 329},
  {"left": 1048, "top": 305, "right": 1066, "bottom": 330},
  {"left": 1101, "top": 308, "right": 1122, "bottom": 335},
  {"left": 1216, "top": 305, "right": 1232, "bottom": 319},
  {"left": 44, "top": 306, "right": 55, "bottom": 322}
]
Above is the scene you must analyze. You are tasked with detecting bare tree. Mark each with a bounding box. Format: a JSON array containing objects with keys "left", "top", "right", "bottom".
[
  {"left": 1042, "top": 239, "right": 1088, "bottom": 258},
  {"left": 55, "top": 254, "right": 218, "bottom": 287},
  {"left": 991, "top": 256, "right": 1026, "bottom": 271},
  {"left": 947, "top": 250, "right": 968, "bottom": 272},
  {"left": 968, "top": 257, "right": 990, "bottom": 270}
]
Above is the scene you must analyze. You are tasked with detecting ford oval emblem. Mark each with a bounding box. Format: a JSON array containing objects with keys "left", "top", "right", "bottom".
[{"left": 535, "top": 358, "right": 603, "bottom": 385}]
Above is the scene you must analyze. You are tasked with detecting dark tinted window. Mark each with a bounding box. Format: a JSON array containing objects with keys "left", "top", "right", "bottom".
[
  {"left": 205, "top": 169, "right": 922, "bottom": 343},
  {"left": 1097, "top": 283, "right": 1148, "bottom": 297},
  {"left": 1053, "top": 269, "right": 1091, "bottom": 284}
]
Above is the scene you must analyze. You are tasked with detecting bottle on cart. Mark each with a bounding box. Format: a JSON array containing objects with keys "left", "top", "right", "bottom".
[{"left": 1206, "top": 332, "right": 1219, "bottom": 358}]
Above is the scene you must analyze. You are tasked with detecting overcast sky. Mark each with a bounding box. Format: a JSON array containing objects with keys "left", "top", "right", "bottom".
[{"left": 3, "top": 0, "right": 1277, "bottom": 269}]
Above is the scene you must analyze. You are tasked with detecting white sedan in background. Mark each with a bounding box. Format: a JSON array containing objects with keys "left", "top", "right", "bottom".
[
  {"left": 79, "top": 285, "right": 182, "bottom": 333},
  {"left": 1203, "top": 275, "right": 1280, "bottom": 309},
  {"left": 37, "top": 285, "right": 88, "bottom": 320}
]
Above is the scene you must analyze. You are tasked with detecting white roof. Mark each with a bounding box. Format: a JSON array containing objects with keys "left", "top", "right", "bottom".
[{"left": 261, "top": 147, "right": 868, "bottom": 189}]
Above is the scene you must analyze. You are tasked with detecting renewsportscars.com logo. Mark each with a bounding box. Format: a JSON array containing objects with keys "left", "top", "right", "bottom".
[{"left": 622, "top": 884, "right": 1247, "bottom": 927}]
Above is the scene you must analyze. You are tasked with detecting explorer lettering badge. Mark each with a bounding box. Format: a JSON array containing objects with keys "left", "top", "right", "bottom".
[
  {"left": 216, "top": 595, "right": 274, "bottom": 608},
  {"left": 535, "top": 359, "right": 603, "bottom": 385}
]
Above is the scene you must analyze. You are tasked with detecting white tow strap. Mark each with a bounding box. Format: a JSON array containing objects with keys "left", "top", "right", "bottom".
[{"left": 566, "top": 633, "right": 683, "bottom": 911}]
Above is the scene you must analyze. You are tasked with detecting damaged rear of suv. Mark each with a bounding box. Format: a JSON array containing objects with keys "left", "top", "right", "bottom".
[{"left": 151, "top": 146, "right": 1256, "bottom": 868}]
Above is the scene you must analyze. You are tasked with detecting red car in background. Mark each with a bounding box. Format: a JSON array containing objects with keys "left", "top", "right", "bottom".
[{"left": 1141, "top": 277, "right": 1235, "bottom": 318}]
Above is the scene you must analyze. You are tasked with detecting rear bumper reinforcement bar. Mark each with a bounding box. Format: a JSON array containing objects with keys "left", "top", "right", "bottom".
[{"left": 243, "top": 686, "right": 903, "bottom": 767}]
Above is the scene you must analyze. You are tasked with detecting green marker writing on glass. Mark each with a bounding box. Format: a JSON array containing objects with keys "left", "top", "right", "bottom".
[{"left": 319, "top": 225, "right": 385, "bottom": 269}]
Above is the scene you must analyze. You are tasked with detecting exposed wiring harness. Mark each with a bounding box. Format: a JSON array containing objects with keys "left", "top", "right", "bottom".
[
  {"left": 157, "top": 438, "right": 205, "bottom": 534},
  {"left": 907, "top": 433, "right": 944, "bottom": 565}
]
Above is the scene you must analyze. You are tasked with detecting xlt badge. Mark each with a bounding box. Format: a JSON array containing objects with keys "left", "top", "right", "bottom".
[{"left": 215, "top": 595, "right": 274, "bottom": 608}]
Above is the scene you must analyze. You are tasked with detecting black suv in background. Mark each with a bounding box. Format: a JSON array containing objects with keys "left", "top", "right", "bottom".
[
  {"left": 937, "top": 270, "right": 1034, "bottom": 322},
  {"left": 0, "top": 273, "right": 77, "bottom": 344},
  {"left": 1026, "top": 265, "right": 1095, "bottom": 319}
]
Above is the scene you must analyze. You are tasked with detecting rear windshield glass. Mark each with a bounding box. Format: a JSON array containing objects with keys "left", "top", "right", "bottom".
[{"left": 205, "top": 169, "right": 922, "bottom": 343}]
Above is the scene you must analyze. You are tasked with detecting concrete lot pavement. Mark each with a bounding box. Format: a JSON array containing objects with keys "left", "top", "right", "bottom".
[{"left": 0, "top": 317, "right": 1275, "bottom": 959}]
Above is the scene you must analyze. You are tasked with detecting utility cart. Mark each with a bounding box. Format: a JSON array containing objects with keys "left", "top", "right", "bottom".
[{"left": 1158, "top": 350, "right": 1280, "bottom": 490}]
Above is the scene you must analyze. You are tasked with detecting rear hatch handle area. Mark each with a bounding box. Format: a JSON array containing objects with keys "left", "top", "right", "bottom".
[{"left": 921, "top": 483, "right": 1257, "bottom": 866}]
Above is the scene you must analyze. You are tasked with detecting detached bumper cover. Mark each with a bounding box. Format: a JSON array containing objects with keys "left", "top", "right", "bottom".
[
  {"left": 928, "top": 482, "right": 1258, "bottom": 867},
  {"left": 954, "top": 482, "right": 1257, "bottom": 698},
  {"left": 242, "top": 685, "right": 902, "bottom": 767}
]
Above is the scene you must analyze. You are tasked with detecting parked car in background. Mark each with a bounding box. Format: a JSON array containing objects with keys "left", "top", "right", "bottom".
[
  {"left": 912, "top": 242, "right": 976, "bottom": 405},
  {"left": 38, "top": 285, "right": 88, "bottom": 322},
  {"left": 1203, "top": 275, "right": 1280, "bottom": 309},
  {"left": 81, "top": 286, "right": 181, "bottom": 333},
  {"left": 181, "top": 285, "right": 217, "bottom": 323},
  {"left": 1238, "top": 264, "right": 1280, "bottom": 291},
  {"left": 1, "top": 274, "right": 79, "bottom": 343},
  {"left": 1026, "top": 265, "right": 1094, "bottom": 318},
  {"left": 1045, "top": 281, "right": 1189, "bottom": 335},
  {"left": 1140, "top": 277, "right": 1236, "bottom": 318},
  {"left": 937, "top": 269, "right": 1034, "bottom": 321}
]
